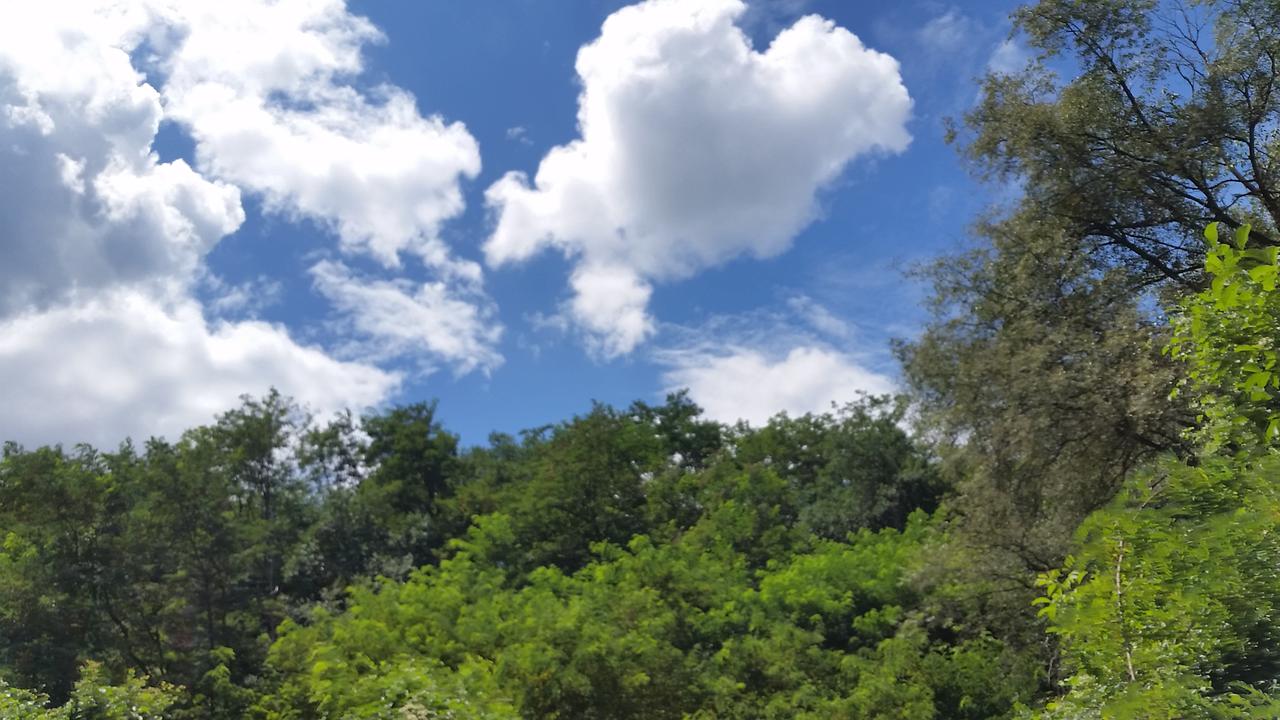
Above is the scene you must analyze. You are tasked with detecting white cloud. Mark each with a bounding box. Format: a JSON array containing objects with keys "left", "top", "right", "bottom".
[
  {"left": 987, "top": 38, "right": 1030, "bottom": 75},
  {"left": 917, "top": 9, "right": 980, "bottom": 54},
  {"left": 202, "top": 272, "right": 284, "bottom": 318},
  {"left": 0, "top": 290, "right": 398, "bottom": 448},
  {"left": 311, "top": 260, "right": 503, "bottom": 376},
  {"left": 0, "top": 6, "right": 243, "bottom": 317},
  {"left": 152, "top": 0, "right": 498, "bottom": 364},
  {"left": 0, "top": 0, "right": 498, "bottom": 445},
  {"left": 506, "top": 125, "right": 533, "bottom": 145},
  {"left": 661, "top": 345, "right": 894, "bottom": 426},
  {"left": 157, "top": 0, "right": 483, "bottom": 272},
  {"left": 786, "top": 295, "right": 853, "bottom": 341},
  {"left": 656, "top": 294, "right": 894, "bottom": 425},
  {"left": 484, "top": 0, "right": 911, "bottom": 356},
  {"left": 568, "top": 263, "right": 655, "bottom": 359}
]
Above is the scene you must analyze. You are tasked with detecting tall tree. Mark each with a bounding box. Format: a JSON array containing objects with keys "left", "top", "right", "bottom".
[
  {"left": 900, "top": 0, "right": 1280, "bottom": 595},
  {"left": 960, "top": 0, "right": 1280, "bottom": 287},
  {"left": 1030, "top": 225, "right": 1280, "bottom": 717}
]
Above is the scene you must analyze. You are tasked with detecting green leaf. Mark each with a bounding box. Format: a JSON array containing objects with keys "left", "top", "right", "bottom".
[
  {"left": 1235, "top": 223, "right": 1252, "bottom": 250},
  {"left": 1250, "top": 265, "right": 1277, "bottom": 291}
]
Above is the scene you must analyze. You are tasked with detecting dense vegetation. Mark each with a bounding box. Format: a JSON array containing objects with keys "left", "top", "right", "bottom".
[{"left": 6, "top": 0, "right": 1280, "bottom": 717}]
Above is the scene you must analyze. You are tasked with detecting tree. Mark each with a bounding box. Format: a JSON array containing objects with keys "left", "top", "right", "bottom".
[
  {"left": 960, "top": 0, "right": 1280, "bottom": 288},
  {"left": 730, "top": 396, "right": 944, "bottom": 539},
  {"left": 628, "top": 391, "right": 724, "bottom": 473},
  {"left": 0, "top": 444, "right": 118, "bottom": 701},
  {"left": 0, "top": 385, "right": 1029, "bottom": 718},
  {"left": 454, "top": 403, "right": 666, "bottom": 574},
  {"left": 362, "top": 401, "right": 459, "bottom": 518},
  {"left": 901, "top": 220, "right": 1189, "bottom": 571},
  {"left": 1169, "top": 222, "right": 1280, "bottom": 452},
  {"left": 1033, "top": 456, "right": 1280, "bottom": 718},
  {"left": 896, "top": 0, "right": 1280, "bottom": 607},
  {"left": 0, "top": 663, "right": 180, "bottom": 720},
  {"left": 209, "top": 390, "right": 308, "bottom": 602},
  {"left": 1024, "top": 221, "right": 1280, "bottom": 717},
  {"left": 258, "top": 500, "right": 1036, "bottom": 719}
]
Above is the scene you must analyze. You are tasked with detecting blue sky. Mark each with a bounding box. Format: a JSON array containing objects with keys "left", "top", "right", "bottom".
[{"left": 0, "top": 0, "right": 1026, "bottom": 447}]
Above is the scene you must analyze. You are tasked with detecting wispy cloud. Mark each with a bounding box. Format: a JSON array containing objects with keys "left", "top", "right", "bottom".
[{"left": 655, "top": 295, "right": 895, "bottom": 426}]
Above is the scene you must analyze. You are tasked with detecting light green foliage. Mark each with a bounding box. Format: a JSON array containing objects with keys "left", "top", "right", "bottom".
[
  {"left": 1032, "top": 456, "right": 1280, "bottom": 717},
  {"left": 259, "top": 498, "right": 1036, "bottom": 719},
  {"left": 0, "top": 663, "right": 179, "bottom": 720},
  {"left": 57, "top": 662, "right": 180, "bottom": 720},
  {"left": 1170, "top": 223, "right": 1280, "bottom": 451},
  {"left": 255, "top": 650, "right": 515, "bottom": 720},
  {"left": 1031, "top": 223, "right": 1280, "bottom": 716},
  {"left": 0, "top": 681, "right": 55, "bottom": 720}
]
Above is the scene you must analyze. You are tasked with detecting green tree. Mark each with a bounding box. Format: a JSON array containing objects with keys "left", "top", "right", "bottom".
[
  {"left": 0, "top": 663, "right": 180, "bottom": 720},
  {"left": 362, "top": 402, "right": 459, "bottom": 519},
  {"left": 1028, "top": 222, "right": 1280, "bottom": 716},
  {"left": 961, "top": 0, "right": 1280, "bottom": 285},
  {"left": 730, "top": 396, "right": 944, "bottom": 539},
  {"left": 1, "top": 389, "right": 1023, "bottom": 718},
  {"left": 258, "top": 465, "right": 1034, "bottom": 719},
  {"left": 904, "top": 0, "right": 1280, "bottom": 568},
  {"left": 628, "top": 391, "right": 724, "bottom": 473},
  {"left": 1032, "top": 454, "right": 1280, "bottom": 718},
  {"left": 0, "top": 444, "right": 114, "bottom": 700},
  {"left": 460, "top": 403, "right": 666, "bottom": 574},
  {"left": 288, "top": 402, "right": 466, "bottom": 596},
  {"left": 1170, "top": 222, "right": 1280, "bottom": 452},
  {"left": 893, "top": 0, "right": 1280, "bottom": 640}
]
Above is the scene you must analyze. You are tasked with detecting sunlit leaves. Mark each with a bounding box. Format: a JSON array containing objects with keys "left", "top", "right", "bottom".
[{"left": 1169, "top": 223, "right": 1280, "bottom": 451}]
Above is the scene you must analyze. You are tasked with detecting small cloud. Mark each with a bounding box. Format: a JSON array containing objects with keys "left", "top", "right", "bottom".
[
  {"left": 918, "top": 8, "right": 980, "bottom": 54},
  {"left": 505, "top": 125, "right": 533, "bottom": 145},
  {"left": 528, "top": 309, "right": 572, "bottom": 335},
  {"left": 987, "top": 38, "right": 1030, "bottom": 75},
  {"left": 204, "top": 273, "right": 284, "bottom": 317},
  {"left": 310, "top": 260, "right": 504, "bottom": 377},
  {"left": 654, "top": 296, "right": 894, "bottom": 426},
  {"left": 786, "top": 294, "right": 853, "bottom": 342}
]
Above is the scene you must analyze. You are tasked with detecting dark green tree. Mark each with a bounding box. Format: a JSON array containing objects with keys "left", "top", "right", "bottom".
[
  {"left": 896, "top": 0, "right": 1280, "bottom": 609},
  {"left": 731, "top": 396, "right": 944, "bottom": 539}
]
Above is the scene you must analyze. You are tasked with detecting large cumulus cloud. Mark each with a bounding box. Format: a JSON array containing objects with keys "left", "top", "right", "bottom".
[{"left": 484, "top": 0, "right": 911, "bottom": 356}]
